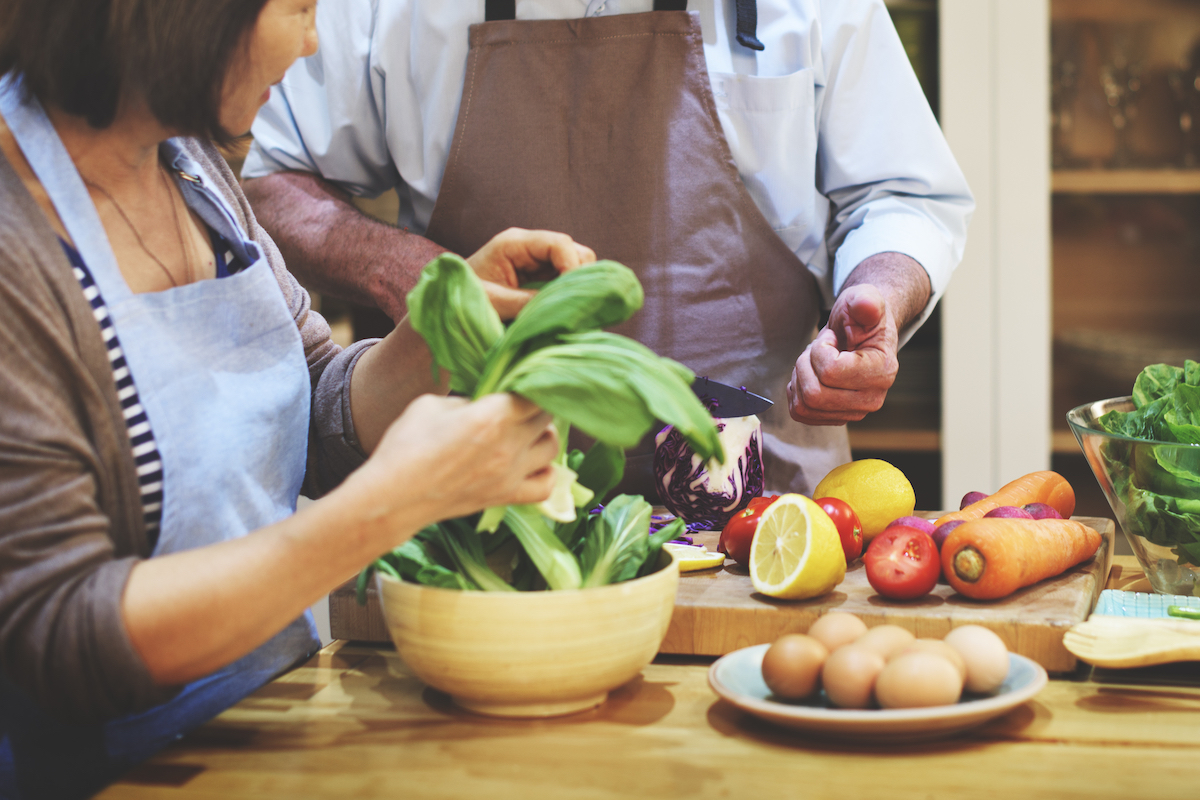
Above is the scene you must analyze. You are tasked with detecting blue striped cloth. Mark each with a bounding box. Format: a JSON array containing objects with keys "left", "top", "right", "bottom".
[{"left": 1094, "top": 589, "right": 1200, "bottom": 618}]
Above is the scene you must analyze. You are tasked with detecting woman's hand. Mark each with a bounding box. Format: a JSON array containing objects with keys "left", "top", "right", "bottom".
[
  {"left": 467, "top": 228, "right": 596, "bottom": 319},
  {"left": 350, "top": 393, "right": 559, "bottom": 538}
]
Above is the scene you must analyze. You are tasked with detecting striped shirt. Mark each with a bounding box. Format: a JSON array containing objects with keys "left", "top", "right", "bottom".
[{"left": 61, "top": 227, "right": 250, "bottom": 549}]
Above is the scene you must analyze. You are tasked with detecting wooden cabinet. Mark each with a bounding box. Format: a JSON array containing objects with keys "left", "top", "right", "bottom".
[
  {"left": 1047, "top": 2, "right": 1200, "bottom": 533},
  {"left": 939, "top": 0, "right": 1198, "bottom": 532},
  {"left": 1049, "top": 0, "right": 1200, "bottom": 450}
]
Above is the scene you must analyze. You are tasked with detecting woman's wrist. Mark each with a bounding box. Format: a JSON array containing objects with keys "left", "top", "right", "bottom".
[{"left": 318, "top": 457, "right": 438, "bottom": 557}]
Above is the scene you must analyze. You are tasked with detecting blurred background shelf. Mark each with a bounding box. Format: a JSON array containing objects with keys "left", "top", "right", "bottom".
[
  {"left": 1048, "top": 0, "right": 1200, "bottom": 549},
  {"left": 848, "top": 429, "right": 940, "bottom": 452},
  {"left": 1052, "top": 0, "right": 1200, "bottom": 24},
  {"left": 1053, "top": 168, "right": 1200, "bottom": 193}
]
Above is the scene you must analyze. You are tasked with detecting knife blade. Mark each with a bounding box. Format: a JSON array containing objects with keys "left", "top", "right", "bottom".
[{"left": 691, "top": 377, "right": 773, "bottom": 418}]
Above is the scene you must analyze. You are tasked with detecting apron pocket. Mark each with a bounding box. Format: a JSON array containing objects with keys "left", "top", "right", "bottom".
[{"left": 709, "top": 68, "right": 819, "bottom": 241}]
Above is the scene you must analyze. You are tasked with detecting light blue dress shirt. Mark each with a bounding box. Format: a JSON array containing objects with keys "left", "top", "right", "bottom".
[{"left": 245, "top": 0, "right": 973, "bottom": 337}]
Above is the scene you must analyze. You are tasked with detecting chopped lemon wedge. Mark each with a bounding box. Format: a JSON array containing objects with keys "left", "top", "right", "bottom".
[
  {"left": 749, "top": 494, "right": 846, "bottom": 599},
  {"left": 663, "top": 542, "right": 726, "bottom": 572}
]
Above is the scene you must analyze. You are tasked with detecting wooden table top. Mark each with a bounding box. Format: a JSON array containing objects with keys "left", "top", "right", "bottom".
[{"left": 98, "top": 556, "right": 1200, "bottom": 800}]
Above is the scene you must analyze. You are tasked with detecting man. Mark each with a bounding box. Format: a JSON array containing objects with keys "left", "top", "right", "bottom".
[{"left": 242, "top": 0, "right": 973, "bottom": 496}]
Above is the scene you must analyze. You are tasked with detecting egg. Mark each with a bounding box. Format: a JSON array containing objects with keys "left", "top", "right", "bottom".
[
  {"left": 820, "top": 645, "right": 886, "bottom": 708},
  {"left": 807, "top": 612, "right": 868, "bottom": 653},
  {"left": 944, "top": 625, "right": 1010, "bottom": 694},
  {"left": 901, "top": 638, "right": 967, "bottom": 682},
  {"left": 760, "top": 634, "right": 829, "bottom": 700},
  {"left": 853, "top": 624, "right": 916, "bottom": 660},
  {"left": 874, "top": 652, "right": 964, "bottom": 709}
]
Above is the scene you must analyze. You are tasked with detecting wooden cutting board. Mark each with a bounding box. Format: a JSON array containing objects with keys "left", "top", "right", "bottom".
[
  {"left": 329, "top": 514, "right": 1115, "bottom": 674},
  {"left": 664, "top": 515, "right": 1114, "bottom": 673}
]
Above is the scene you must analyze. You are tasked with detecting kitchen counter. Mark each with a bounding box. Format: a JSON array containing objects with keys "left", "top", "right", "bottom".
[{"left": 98, "top": 556, "right": 1200, "bottom": 799}]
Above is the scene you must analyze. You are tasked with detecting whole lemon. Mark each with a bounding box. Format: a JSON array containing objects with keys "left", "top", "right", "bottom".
[{"left": 813, "top": 459, "right": 915, "bottom": 541}]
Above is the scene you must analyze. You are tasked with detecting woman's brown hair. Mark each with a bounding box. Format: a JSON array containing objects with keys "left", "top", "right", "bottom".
[{"left": 0, "top": 0, "right": 270, "bottom": 144}]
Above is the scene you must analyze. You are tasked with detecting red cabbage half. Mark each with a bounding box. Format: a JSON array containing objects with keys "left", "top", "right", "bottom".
[{"left": 653, "top": 415, "right": 764, "bottom": 531}]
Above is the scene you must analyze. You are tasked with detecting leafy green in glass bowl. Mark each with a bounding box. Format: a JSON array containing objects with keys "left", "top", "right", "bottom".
[{"left": 1067, "top": 361, "right": 1200, "bottom": 595}]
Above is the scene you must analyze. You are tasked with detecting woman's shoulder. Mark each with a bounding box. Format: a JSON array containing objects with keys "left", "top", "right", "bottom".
[
  {"left": 168, "top": 137, "right": 342, "bottom": 369},
  {"left": 170, "top": 137, "right": 248, "bottom": 218}
]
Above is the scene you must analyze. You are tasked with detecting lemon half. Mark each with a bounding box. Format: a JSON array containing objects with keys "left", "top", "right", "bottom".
[{"left": 749, "top": 494, "right": 846, "bottom": 599}]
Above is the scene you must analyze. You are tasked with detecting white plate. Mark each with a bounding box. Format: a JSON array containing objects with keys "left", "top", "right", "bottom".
[{"left": 708, "top": 644, "right": 1047, "bottom": 742}]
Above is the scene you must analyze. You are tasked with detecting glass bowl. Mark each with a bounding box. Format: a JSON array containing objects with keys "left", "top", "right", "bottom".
[{"left": 1068, "top": 397, "right": 1200, "bottom": 595}]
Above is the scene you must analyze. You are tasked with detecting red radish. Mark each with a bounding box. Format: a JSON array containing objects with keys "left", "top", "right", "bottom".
[
  {"left": 1024, "top": 502, "right": 1064, "bottom": 520},
  {"left": 937, "top": 471, "right": 1075, "bottom": 528},
  {"left": 984, "top": 505, "right": 1035, "bottom": 519},
  {"left": 960, "top": 491, "right": 988, "bottom": 510},
  {"left": 932, "top": 520, "right": 964, "bottom": 551},
  {"left": 888, "top": 516, "right": 936, "bottom": 535}
]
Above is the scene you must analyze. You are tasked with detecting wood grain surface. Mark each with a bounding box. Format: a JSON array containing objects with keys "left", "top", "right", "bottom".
[
  {"left": 97, "top": 563, "right": 1200, "bottom": 800},
  {"left": 332, "top": 514, "right": 1115, "bottom": 673},
  {"left": 663, "top": 516, "right": 1114, "bottom": 672}
]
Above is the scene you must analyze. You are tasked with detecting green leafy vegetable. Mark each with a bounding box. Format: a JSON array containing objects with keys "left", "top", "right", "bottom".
[
  {"left": 502, "top": 503, "right": 584, "bottom": 591},
  {"left": 405, "top": 254, "right": 722, "bottom": 462},
  {"left": 366, "top": 253, "right": 720, "bottom": 594},
  {"left": 579, "top": 495, "right": 654, "bottom": 587},
  {"left": 423, "top": 518, "right": 515, "bottom": 592},
  {"left": 360, "top": 438, "right": 681, "bottom": 596},
  {"left": 362, "top": 256, "right": 718, "bottom": 593},
  {"left": 639, "top": 518, "right": 687, "bottom": 579},
  {"left": 406, "top": 255, "right": 504, "bottom": 395},
  {"left": 475, "top": 261, "right": 645, "bottom": 396},
  {"left": 1096, "top": 360, "right": 1200, "bottom": 565},
  {"left": 496, "top": 331, "right": 722, "bottom": 458}
]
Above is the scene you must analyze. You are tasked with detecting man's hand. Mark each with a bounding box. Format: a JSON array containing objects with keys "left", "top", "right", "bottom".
[
  {"left": 787, "top": 252, "right": 930, "bottom": 426},
  {"left": 787, "top": 284, "right": 899, "bottom": 424},
  {"left": 467, "top": 228, "right": 597, "bottom": 320}
]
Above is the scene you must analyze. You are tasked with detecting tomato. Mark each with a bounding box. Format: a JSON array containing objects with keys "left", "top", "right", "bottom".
[
  {"left": 815, "top": 496, "right": 863, "bottom": 562},
  {"left": 863, "top": 525, "right": 940, "bottom": 600},
  {"left": 717, "top": 495, "right": 780, "bottom": 565}
]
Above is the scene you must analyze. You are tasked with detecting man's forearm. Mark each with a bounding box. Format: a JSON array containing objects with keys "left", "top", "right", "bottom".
[
  {"left": 840, "top": 251, "right": 932, "bottom": 332},
  {"left": 243, "top": 171, "right": 446, "bottom": 321}
]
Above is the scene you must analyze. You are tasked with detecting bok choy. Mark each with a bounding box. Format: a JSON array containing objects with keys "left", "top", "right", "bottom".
[{"left": 360, "top": 254, "right": 714, "bottom": 593}]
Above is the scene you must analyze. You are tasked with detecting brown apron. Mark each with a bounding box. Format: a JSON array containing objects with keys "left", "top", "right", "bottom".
[{"left": 425, "top": 8, "right": 850, "bottom": 497}]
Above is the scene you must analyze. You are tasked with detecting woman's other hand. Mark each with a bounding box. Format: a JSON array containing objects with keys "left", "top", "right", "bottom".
[
  {"left": 350, "top": 393, "right": 558, "bottom": 538},
  {"left": 467, "top": 227, "right": 596, "bottom": 319}
]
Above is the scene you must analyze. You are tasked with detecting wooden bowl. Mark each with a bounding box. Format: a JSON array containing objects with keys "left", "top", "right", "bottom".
[{"left": 376, "top": 551, "right": 679, "bottom": 718}]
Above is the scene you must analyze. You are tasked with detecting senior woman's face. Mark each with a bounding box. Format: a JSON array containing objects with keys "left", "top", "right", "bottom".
[{"left": 221, "top": 0, "right": 319, "bottom": 135}]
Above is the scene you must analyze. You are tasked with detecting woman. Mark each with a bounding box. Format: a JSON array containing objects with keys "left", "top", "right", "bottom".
[{"left": 0, "top": 0, "right": 595, "bottom": 796}]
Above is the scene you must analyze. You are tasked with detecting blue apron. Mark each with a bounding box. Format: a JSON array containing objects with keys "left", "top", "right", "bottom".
[{"left": 0, "top": 77, "right": 320, "bottom": 799}]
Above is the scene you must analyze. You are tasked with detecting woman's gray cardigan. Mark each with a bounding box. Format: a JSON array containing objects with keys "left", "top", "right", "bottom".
[{"left": 0, "top": 137, "right": 372, "bottom": 722}]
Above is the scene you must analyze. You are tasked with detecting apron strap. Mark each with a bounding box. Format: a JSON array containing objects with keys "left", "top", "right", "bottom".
[
  {"left": 733, "top": 0, "right": 764, "bottom": 51},
  {"left": 484, "top": 0, "right": 514, "bottom": 20},
  {"left": 481, "top": 0, "right": 760, "bottom": 47}
]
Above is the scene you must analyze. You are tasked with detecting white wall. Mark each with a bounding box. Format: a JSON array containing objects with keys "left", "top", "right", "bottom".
[{"left": 940, "top": 0, "right": 1051, "bottom": 503}]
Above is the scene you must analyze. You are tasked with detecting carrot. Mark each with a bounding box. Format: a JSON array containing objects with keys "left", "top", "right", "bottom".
[
  {"left": 934, "top": 470, "right": 1075, "bottom": 528},
  {"left": 941, "top": 518, "right": 1103, "bottom": 600}
]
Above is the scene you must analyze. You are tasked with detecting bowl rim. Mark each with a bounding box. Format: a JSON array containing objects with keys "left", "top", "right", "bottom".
[
  {"left": 375, "top": 547, "right": 680, "bottom": 597},
  {"left": 1066, "top": 395, "right": 1200, "bottom": 449}
]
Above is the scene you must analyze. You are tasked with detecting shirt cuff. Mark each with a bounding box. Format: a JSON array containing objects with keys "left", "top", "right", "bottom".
[{"left": 832, "top": 211, "right": 956, "bottom": 346}]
